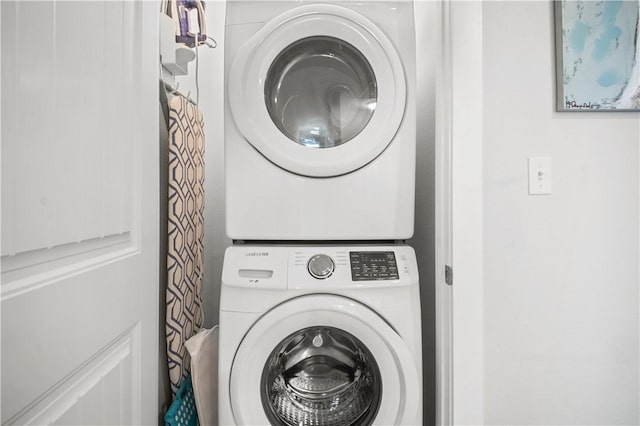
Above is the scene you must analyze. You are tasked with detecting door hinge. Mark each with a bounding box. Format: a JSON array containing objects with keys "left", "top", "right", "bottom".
[{"left": 445, "top": 265, "right": 453, "bottom": 285}]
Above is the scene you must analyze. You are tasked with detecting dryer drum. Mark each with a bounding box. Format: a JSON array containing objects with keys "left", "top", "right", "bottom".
[
  {"left": 261, "top": 326, "right": 382, "bottom": 426},
  {"left": 264, "top": 36, "right": 378, "bottom": 149}
]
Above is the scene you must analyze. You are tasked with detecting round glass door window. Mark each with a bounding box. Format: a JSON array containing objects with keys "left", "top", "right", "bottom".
[
  {"left": 261, "top": 326, "right": 382, "bottom": 426},
  {"left": 265, "top": 36, "right": 378, "bottom": 148}
]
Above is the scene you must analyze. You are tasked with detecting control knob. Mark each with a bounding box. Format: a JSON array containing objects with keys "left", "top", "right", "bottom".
[{"left": 307, "top": 254, "right": 335, "bottom": 279}]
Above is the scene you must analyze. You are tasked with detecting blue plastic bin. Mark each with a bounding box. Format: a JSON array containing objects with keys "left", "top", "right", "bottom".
[{"left": 165, "top": 374, "right": 199, "bottom": 426}]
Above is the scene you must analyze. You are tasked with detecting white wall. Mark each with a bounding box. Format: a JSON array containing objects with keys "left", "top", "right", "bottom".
[
  {"left": 411, "top": 1, "right": 438, "bottom": 423},
  {"left": 480, "top": 1, "right": 639, "bottom": 424},
  {"left": 174, "top": 0, "right": 230, "bottom": 328}
]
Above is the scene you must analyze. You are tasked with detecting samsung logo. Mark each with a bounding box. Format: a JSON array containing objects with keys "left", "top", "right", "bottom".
[{"left": 246, "top": 252, "right": 269, "bottom": 257}]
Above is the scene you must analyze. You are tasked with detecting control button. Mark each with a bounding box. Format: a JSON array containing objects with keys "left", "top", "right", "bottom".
[{"left": 307, "top": 254, "right": 335, "bottom": 279}]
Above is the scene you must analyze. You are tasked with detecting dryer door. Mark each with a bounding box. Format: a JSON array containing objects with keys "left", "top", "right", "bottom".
[
  {"left": 229, "top": 295, "right": 420, "bottom": 425},
  {"left": 227, "top": 4, "right": 406, "bottom": 177}
]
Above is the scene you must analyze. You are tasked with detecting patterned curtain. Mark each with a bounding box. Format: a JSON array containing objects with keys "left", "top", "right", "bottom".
[{"left": 166, "top": 94, "right": 205, "bottom": 395}]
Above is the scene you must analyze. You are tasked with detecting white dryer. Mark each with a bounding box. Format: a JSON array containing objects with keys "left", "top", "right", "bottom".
[
  {"left": 219, "top": 245, "right": 422, "bottom": 425},
  {"left": 224, "top": 1, "right": 416, "bottom": 240}
]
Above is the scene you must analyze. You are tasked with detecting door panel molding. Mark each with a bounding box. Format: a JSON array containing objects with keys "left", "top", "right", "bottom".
[
  {"left": 5, "top": 324, "right": 141, "bottom": 426},
  {"left": 1, "top": 233, "right": 137, "bottom": 300}
]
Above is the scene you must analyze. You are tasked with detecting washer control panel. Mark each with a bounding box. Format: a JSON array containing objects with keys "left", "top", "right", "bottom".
[
  {"left": 222, "top": 246, "right": 417, "bottom": 291},
  {"left": 350, "top": 251, "right": 399, "bottom": 281}
]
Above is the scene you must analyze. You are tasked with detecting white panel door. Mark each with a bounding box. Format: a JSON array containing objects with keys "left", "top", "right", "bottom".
[{"left": 1, "top": 1, "right": 159, "bottom": 424}]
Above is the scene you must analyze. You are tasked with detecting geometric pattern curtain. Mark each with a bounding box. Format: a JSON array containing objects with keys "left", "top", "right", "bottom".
[{"left": 165, "top": 95, "right": 205, "bottom": 396}]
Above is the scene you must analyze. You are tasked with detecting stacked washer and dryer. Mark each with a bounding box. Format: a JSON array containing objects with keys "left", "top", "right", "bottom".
[{"left": 219, "top": 1, "right": 422, "bottom": 425}]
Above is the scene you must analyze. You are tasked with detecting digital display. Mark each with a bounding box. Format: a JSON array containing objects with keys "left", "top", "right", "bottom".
[{"left": 350, "top": 251, "right": 399, "bottom": 281}]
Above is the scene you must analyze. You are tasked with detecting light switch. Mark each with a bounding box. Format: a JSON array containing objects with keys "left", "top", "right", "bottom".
[{"left": 528, "top": 157, "right": 552, "bottom": 195}]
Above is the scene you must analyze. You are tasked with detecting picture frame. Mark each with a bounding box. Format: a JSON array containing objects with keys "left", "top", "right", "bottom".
[{"left": 555, "top": 0, "right": 640, "bottom": 111}]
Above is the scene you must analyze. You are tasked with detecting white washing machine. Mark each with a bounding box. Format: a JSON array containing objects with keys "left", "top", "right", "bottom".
[
  {"left": 224, "top": 1, "right": 416, "bottom": 240},
  {"left": 218, "top": 244, "right": 422, "bottom": 425}
]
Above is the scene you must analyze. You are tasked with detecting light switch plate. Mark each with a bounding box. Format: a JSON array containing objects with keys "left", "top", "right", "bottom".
[{"left": 528, "top": 157, "right": 552, "bottom": 195}]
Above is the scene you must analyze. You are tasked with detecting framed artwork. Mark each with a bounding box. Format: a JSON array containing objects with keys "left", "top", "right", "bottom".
[{"left": 555, "top": 0, "right": 640, "bottom": 111}]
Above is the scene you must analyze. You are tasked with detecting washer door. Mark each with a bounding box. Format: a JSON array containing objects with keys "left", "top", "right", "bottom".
[
  {"left": 228, "top": 4, "right": 406, "bottom": 177},
  {"left": 229, "top": 295, "right": 420, "bottom": 425}
]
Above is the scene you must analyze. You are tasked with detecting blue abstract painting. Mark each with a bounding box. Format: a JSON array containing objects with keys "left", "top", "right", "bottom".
[{"left": 556, "top": 0, "right": 640, "bottom": 111}]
